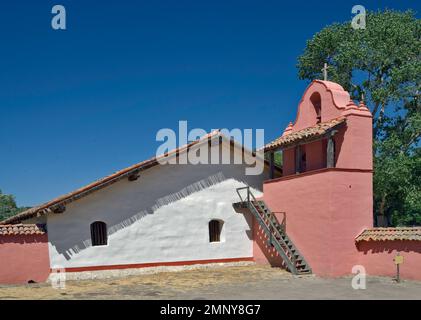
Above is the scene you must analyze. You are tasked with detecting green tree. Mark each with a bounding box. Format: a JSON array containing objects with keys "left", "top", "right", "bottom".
[
  {"left": 373, "top": 98, "right": 421, "bottom": 226},
  {"left": 297, "top": 10, "right": 421, "bottom": 226},
  {"left": 265, "top": 151, "right": 283, "bottom": 167},
  {"left": 0, "top": 189, "right": 27, "bottom": 222}
]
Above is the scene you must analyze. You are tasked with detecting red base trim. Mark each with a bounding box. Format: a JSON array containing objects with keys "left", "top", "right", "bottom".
[{"left": 52, "top": 257, "right": 255, "bottom": 273}]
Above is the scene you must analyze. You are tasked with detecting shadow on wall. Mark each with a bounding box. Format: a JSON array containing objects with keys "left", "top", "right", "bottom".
[
  {"left": 233, "top": 206, "right": 285, "bottom": 268},
  {"left": 0, "top": 236, "right": 45, "bottom": 245},
  {"left": 357, "top": 241, "right": 421, "bottom": 255},
  {"left": 51, "top": 162, "right": 265, "bottom": 261},
  {"left": 253, "top": 224, "right": 285, "bottom": 268},
  {"left": 233, "top": 206, "right": 254, "bottom": 242}
]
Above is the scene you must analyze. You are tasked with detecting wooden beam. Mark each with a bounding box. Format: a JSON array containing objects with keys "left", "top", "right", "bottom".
[
  {"left": 269, "top": 152, "right": 275, "bottom": 179},
  {"left": 128, "top": 170, "right": 140, "bottom": 181},
  {"left": 52, "top": 204, "right": 66, "bottom": 214},
  {"left": 327, "top": 137, "right": 335, "bottom": 168},
  {"left": 295, "top": 146, "right": 301, "bottom": 174}
]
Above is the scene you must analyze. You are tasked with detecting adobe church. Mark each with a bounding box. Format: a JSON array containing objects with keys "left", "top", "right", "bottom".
[{"left": 1, "top": 80, "right": 420, "bottom": 284}]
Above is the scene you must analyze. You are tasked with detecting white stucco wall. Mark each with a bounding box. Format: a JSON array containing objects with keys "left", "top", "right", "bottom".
[{"left": 46, "top": 143, "right": 268, "bottom": 268}]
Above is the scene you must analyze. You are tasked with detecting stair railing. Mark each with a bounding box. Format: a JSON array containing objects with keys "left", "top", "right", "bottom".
[
  {"left": 236, "top": 186, "right": 297, "bottom": 271},
  {"left": 272, "top": 211, "right": 286, "bottom": 233}
]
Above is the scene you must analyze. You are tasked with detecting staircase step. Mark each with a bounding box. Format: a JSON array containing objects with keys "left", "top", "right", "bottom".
[
  {"left": 297, "top": 269, "right": 308, "bottom": 273},
  {"left": 240, "top": 192, "right": 312, "bottom": 276},
  {"left": 297, "top": 270, "right": 312, "bottom": 275}
]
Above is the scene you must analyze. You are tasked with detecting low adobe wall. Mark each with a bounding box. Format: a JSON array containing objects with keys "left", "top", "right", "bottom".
[
  {"left": 357, "top": 241, "right": 421, "bottom": 281},
  {"left": 0, "top": 234, "right": 50, "bottom": 284}
]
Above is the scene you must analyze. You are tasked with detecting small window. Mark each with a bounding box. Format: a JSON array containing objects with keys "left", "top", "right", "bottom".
[
  {"left": 90, "top": 221, "right": 108, "bottom": 246},
  {"left": 209, "top": 220, "right": 223, "bottom": 243}
]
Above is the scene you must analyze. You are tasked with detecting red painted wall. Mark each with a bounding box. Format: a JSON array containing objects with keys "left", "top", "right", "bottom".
[
  {"left": 260, "top": 168, "right": 373, "bottom": 277},
  {"left": 254, "top": 80, "right": 388, "bottom": 278},
  {"left": 282, "top": 148, "right": 296, "bottom": 176},
  {"left": 283, "top": 138, "right": 332, "bottom": 177},
  {"left": 357, "top": 241, "right": 421, "bottom": 281},
  {"left": 0, "top": 235, "right": 50, "bottom": 284},
  {"left": 305, "top": 140, "right": 325, "bottom": 172},
  {"left": 252, "top": 218, "right": 284, "bottom": 267},
  {"left": 258, "top": 121, "right": 421, "bottom": 280},
  {"left": 292, "top": 81, "right": 350, "bottom": 131}
]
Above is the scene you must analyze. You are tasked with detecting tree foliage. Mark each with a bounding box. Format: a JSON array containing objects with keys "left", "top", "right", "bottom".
[
  {"left": 0, "top": 190, "right": 27, "bottom": 222},
  {"left": 297, "top": 10, "right": 421, "bottom": 226}
]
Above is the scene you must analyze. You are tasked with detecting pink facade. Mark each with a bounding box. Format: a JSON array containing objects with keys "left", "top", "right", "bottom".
[
  {"left": 257, "top": 80, "right": 421, "bottom": 280},
  {"left": 253, "top": 218, "right": 284, "bottom": 267},
  {"left": 262, "top": 168, "right": 373, "bottom": 276},
  {"left": 292, "top": 81, "right": 355, "bottom": 131},
  {"left": 0, "top": 234, "right": 50, "bottom": 284},
  {"left": 357, "top": 241, "right": 421, "bottom": 281},
  {"left": 281, "top": 81, "right": 373, "bottom": 176}
]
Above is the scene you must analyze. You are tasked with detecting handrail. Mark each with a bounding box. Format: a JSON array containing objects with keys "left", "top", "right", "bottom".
[
  {"left": 272, "top": 211, "right": 286, "bottom": 232},
  {"left": 236, "top": 186, "right": 250, "bottom": 203},
  {"left": 236, "top": 186, "right": 296, "bottom": 266}
]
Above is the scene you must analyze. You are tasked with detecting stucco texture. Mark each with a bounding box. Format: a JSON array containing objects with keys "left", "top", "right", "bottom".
[
  {"left": 46, "top": 144, "right": 269, "bottom": 270},
  {"left": 0, "top": 234, "right": 50, "bottom": 284},
  {"left": 262, "top": 169, "right": 373, "bottom": 276},
  {"left": 357, "top": 241, "right": 421, "bottom": 281},
  {"left": 256, "top": 80, "right": 378, "bottom": 277}
]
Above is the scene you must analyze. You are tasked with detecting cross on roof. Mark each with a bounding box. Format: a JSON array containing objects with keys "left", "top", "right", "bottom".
[{"left": 321, "top": 63, "right": 329, "bottom": 81}]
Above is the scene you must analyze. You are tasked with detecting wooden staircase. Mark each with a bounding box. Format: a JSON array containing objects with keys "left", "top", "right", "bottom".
[{"left": 235, "top": 186, "right": 312, "bottom": 275}]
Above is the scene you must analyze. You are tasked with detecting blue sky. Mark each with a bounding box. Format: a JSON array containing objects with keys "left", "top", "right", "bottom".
[{"left": 0, "top": 1, "right": 419, "bottom": 206}]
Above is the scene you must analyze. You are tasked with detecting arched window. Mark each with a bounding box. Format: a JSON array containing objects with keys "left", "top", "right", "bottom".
[
  {"left": 90, "top": 221, "right": 108, "bottom": 246},
  {"left": 209, "top": 220, "right": 223, "bottom": 243},
  {"left": 310, "top": 92, "right": 322, "bottom": 124}
]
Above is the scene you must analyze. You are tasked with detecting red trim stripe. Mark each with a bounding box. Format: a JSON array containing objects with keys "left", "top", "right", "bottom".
[{"left": 51, "top": 257, "right": 254, "bottom": 273}]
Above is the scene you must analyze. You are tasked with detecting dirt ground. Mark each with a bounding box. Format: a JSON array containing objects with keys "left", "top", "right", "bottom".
[{"left": 0, "top": 265, "right": 420, "bottom": 300}]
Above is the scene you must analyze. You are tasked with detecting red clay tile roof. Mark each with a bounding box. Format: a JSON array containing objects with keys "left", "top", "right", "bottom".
[
  {"left": 1, "top": 131, "right": 221, "bottom": 225},
  {"left": 264, "top": 117, "right": 346, "bottom": 152},
  {"left": 355, "top": 228, "right": 421, "bottom": 242},
  {"left": 1, "top": 130, "right": 274, "bottom": 225},
  {"left": 0, "top": 224, "right": 46, "bottom": 236}
]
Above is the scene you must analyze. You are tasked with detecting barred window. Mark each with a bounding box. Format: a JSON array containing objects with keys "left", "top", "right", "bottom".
[
  {"left": 209, "top": 220, "right": 223, "bottom": 243},
  {"left": 90, "top": 221, "right": 108, "bottom": 246}
]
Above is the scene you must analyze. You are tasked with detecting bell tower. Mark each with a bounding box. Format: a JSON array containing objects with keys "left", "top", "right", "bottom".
[{"left": 259, "top": 80, "right": 374, "bottom": 276}]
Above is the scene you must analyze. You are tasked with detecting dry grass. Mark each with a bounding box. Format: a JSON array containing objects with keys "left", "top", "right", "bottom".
[{"left": 0, "top": 265, "right": 290, "bottom": 300}]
